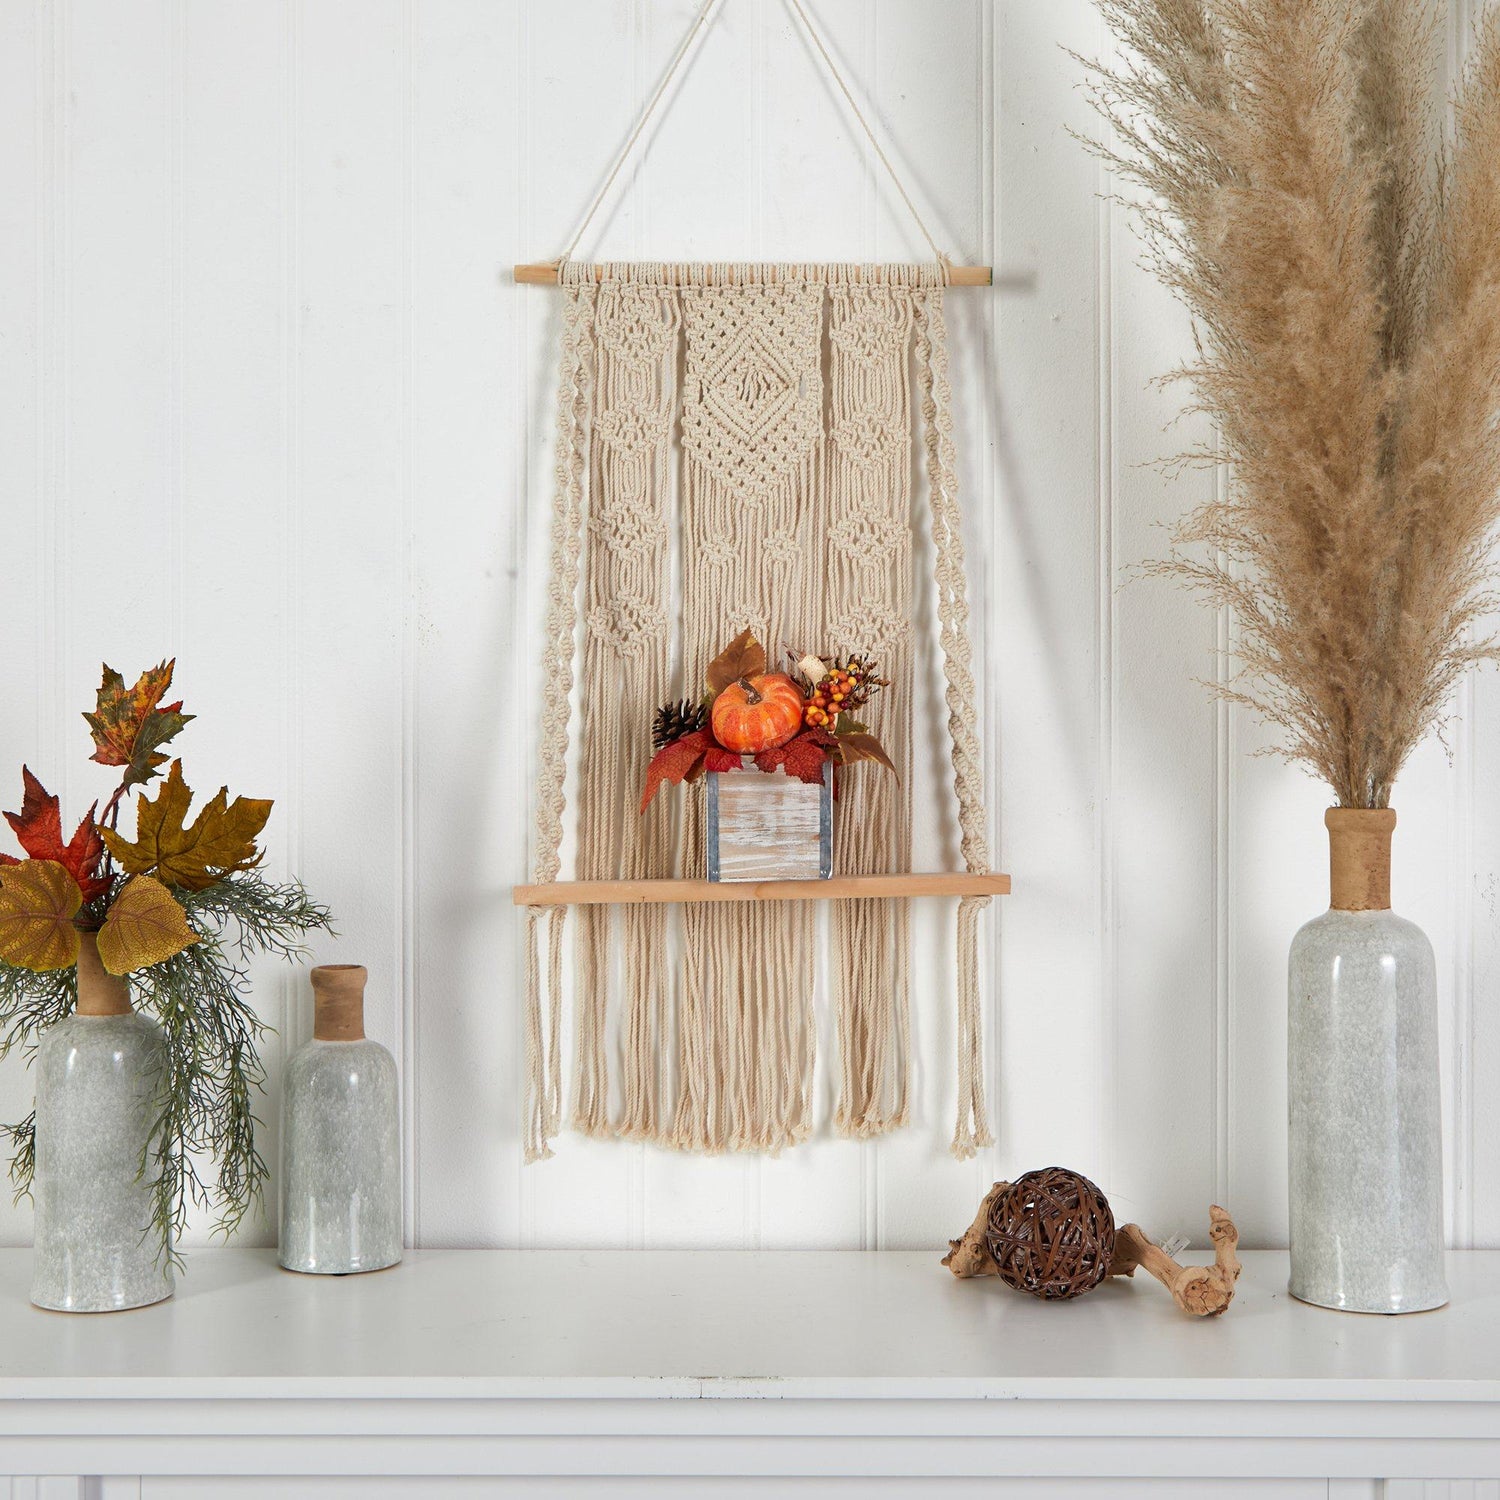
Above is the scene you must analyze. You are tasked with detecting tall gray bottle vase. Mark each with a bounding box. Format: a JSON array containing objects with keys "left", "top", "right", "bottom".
[
  {"left": 1287, "top": 809, "right": 1447, "bottom": 1314},
  {"left": 279, "top": 964, "right": 402, "bottom": 1274},
  {"left": 30, "top": 931, "right": 173, "bottom": 1312}
]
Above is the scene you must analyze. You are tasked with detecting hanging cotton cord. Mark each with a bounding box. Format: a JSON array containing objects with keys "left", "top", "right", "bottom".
[
  {"left": 560, "top": 0, "right": 724, "bottom": 264},
  {"left": 782, "top": 0, "right": 947, "bottom": 266},
  {"left": 558, "top": 0, "right": 949, "bottom": 268}
]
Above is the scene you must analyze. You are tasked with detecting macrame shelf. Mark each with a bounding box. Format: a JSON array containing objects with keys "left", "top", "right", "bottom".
[{"left": 512, "top": 873, "right": 1012, "bottom": 907}]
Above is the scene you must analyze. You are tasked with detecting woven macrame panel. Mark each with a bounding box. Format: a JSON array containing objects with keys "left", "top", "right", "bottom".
[{"left": 524, "top": 262, "right": 991, "bottom": 1163}]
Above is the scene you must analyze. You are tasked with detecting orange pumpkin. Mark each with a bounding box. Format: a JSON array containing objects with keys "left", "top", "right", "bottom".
[{"left": 711, "top": 673, "right": 805, "bottom": 754}]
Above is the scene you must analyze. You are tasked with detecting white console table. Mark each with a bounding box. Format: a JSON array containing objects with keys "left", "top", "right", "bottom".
[{"left": 0, "top": 1248, "right": 1495, "bottom": 1497}]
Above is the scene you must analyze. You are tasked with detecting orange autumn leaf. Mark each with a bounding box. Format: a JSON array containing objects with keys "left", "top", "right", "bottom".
[
  {"left": 95, "top": 875, "right": 198, "bottom": 975},
  {"left": 0, "top": 859, "right": 82, "bottom": 972},
  {"left": 84, "top": 660, "right": 194, "bottom": 791},
  {"left": 2, "top": 768, "right": 108, "bottom": 901},
  {"left": 100, "top": 760, "right": 272, "bottom": 892},
  {"left": 640, "top": 730, "right": 713, "bottom": 812}
]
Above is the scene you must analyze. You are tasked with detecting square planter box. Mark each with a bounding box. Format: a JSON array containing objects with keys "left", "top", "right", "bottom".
[{"left": 706, "top": 757, "right": 833, "bottom": 882}]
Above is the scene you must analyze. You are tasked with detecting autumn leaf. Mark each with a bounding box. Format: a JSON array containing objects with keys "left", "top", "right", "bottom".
[
  {"left": 95, "top": 875, "right": 198, "bottom": 975},
  {"left": 2, "top": 767, "right": 108, "bottom": 901},
  {"left": 705, "top": 629, "right": 767, "bottom": 696},
  {"left": 0, "top": 859, "right": 82, "bottom": 972},
  {"left": 703, "top": 745, "right": 742, "bottom": 773},
  {"left": 100, "top": 760, "right": 272, "bottom": 892},
  {"left": 84, "top": 660, "right": 194, "bottom": 790},
  {"left": 754, "top": 728, "right": 835, "bottom": 786},
  {"left": 833, "top": 724, "right": 897, "bottom": 776},
  {"left": 640, "top": 730, "right": 712, "bottom": 812}
]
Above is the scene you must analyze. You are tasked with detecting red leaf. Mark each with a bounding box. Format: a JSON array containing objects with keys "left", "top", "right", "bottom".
[
  {"left": 702, "top": 746, "right": 742, "bottom": 773},
  {"left": 640, "top": 731, "right": 711, "bottom": 812},
  {"left": 754, "top": 730, "right": 832, "bottom": 786},
  {"left": 3, "top": 768, "right": 109, "bottom": 901}
]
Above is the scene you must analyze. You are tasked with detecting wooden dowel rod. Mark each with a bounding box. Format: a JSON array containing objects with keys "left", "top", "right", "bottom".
[
  {"left": 513, "top": 872, "right": 1011, "bottom": 907},
  {"left": 513, "top": 262, "right": 994, "bottom": 287}
]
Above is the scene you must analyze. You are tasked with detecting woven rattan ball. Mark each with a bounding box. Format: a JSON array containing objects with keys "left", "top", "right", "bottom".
[{"left": 984, "top": 1167, "right": 1116, "bottom": 1301}]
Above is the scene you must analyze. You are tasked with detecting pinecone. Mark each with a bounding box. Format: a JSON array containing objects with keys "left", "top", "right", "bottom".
[{"left": 652, "top": 698, "right": 708, "bottom": 749}]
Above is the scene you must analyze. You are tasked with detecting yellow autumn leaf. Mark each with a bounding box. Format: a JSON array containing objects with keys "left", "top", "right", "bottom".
[
  {"left": 100, "top": 760, "right": 272, "bottom": 893},
  {"left": 96, "top": 875, "right": 199, "bottom": 975},
  {"left": 0, "top": 859, "right": 82, "bottom": 972}
]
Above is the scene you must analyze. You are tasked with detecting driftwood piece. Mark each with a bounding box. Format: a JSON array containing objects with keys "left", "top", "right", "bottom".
[
  {"left": 941, "top": 1181, "right": 1009, "bottom": 1277},
  {"left": 1108, "top": 1205, "right": 1242, "bottom": 1317},
  {"left": 943, "top": 1187, "right": 1242, "bottom": 1319}
]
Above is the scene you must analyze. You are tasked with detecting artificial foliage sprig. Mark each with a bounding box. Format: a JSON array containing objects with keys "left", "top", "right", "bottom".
[
  {"left": 0, "top": 661, "right": 332, "bottom": 1265},
  {"left": 639, "top": 630, "right": 896, "bottom": 812}
]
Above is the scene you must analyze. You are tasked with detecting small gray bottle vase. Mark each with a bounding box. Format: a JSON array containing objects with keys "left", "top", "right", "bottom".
[
  {"left": 279, "top": 964, "right": 402, "bottom": 1275},
  {"left": 1287, "top": 808, "right": 1447, "bottom": 1314},
  {"left": 30, "top": 932, "right": 173, "bottom": 1313}
]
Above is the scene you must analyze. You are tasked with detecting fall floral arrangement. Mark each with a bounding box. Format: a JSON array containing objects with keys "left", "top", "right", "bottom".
[
  {"left": 0, "top": 661, "right": 331, "bottom": 1260},
  {"left": 1082, "top": 0, "right": 1500, "bottom": 807},
  {"left": 641, "top": 630, "right": 894, "bottom": 811}
]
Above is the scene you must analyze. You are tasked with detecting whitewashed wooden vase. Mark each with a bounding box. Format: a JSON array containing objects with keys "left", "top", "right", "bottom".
[
  {"left": 279, "top": 964, "right": 401, "bottom": 1275},
  {"left": 1287, "top": 809, "right": 1447, "bottom": 1314},
  {"left": 30, "top": 932, "right": 173, "bottom": 1313}
]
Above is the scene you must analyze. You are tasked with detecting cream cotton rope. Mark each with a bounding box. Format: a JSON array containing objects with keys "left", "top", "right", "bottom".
[{"left": 522, "top": 262, "right": 995, "bottom": 1162}]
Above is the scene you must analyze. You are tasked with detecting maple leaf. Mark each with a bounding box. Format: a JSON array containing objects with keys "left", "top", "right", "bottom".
[
  {"left": 100, "top": 760, "right": 273, "bottom": 892},
  {"left": 703, "top": 745, "right": 743, "bottom": 773},
  {"left": 96, "top": 875, "right": 198, "bottom": 975},
  {"left": 2, "top": 767, "right": 108, "bottom": 901},
  {"left": 0, "top": 860, "right": 82, "bottom": 972},
  {"left": 754, "top": 728, "right": 835, "bottom": 785},
  {"left": 705, "top": 630, "right": 767, "bottom": 696},
  {"left": 640, "top": 730, "right": 712, "bottom": 813},
  {"left": 84, "top": 660, "right": 194, "bottom": 790}
]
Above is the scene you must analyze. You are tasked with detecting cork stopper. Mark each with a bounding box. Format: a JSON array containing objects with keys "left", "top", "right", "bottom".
[
  {"left": 74, "top": 930, "right": 132, "bottom": 1017},
  {"left": 1326, "top": 807, "right": 1396, "bottom": 911},
  {"left": 311, "top": 964, "right": 367, "bottom": 1041}
]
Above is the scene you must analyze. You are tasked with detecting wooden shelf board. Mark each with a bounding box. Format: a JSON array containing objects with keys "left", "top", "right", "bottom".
[{"left": 512, "top": 872, "right": 1010, "bottom": 907}]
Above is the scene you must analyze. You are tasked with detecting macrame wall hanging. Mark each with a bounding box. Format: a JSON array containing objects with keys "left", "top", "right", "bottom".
[{"left": 512, "top": 0, "right": 1010, "bottom": 1165}]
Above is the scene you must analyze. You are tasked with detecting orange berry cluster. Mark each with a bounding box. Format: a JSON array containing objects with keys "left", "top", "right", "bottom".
[{"left": 803, "top": 661, "right": 866, "bottom": 729}]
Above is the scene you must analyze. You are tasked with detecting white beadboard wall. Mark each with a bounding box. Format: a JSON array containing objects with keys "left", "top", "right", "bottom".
[{"left": 0, "top": 0, "right": 1496, "bottom": 1259}]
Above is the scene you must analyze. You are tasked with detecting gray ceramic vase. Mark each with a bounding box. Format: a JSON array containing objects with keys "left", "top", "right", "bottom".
[
  {"left": 30, "top": 933, "right": 173, "bottom": 1313},
  {"left": 279, "top": 964, "right": 401, "bottom": 1275},
  {"left": 1287, "top": 808, "right": 1447, "bottom": 1314}
]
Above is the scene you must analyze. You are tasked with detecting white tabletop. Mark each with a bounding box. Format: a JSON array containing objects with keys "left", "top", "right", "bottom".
[
  {"left": 0, "top": 1247, "right": 1494, "bottom": 1399},
  {"left": 0, "top": 1249, "right": 1495, "bottom": 1480}
]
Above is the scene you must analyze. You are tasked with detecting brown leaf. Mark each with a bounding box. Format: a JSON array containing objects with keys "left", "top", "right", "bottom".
[
  {"left": 96, "top": 875, "right": 198, "bottom": 975},
  {"left": 0, "top": 859, "right": 82, "bottom": 972},
  {"left": 100, "top": 760, "right": 272, "bottom": 892},
  {"left": 705, "top": 630, "right": 767, "bottom": 695},
  {"left": 640, "top": 730, "right": 711, "bottom": 812},
  {"left": 834, "top": 730, "right": 897, "bottom": 776}
]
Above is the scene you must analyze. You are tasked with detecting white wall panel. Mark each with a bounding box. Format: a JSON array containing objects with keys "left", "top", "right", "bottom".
[{"left": 0, "top": 0, "right": 1493, "bottom": 1258}]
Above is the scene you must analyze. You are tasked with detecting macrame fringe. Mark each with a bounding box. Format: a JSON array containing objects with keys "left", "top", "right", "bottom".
[{"left": 523, "top": 264, "right": 994, "bottom": 1163}]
